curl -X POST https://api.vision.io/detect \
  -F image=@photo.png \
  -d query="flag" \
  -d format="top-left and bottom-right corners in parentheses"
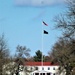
top-left (44, 30), bottom-right (48, 34)
top-left (43, 21), bottom-right (48, 26)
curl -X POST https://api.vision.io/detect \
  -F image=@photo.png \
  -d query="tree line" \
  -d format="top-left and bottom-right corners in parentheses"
top-left (0, 34), bottom-right (51, 75)
top-left (48, 0), bottom-right (75, 75)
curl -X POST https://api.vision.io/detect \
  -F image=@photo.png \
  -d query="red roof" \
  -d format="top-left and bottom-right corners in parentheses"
top-left (24, 62), bottom-right (58, 66)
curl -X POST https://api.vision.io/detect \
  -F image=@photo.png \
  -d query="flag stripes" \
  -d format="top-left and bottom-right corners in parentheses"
top-left (43, 21), bottom-right (48, 26)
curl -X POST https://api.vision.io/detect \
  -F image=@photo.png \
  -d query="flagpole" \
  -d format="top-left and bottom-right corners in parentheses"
top-left (41, 21), bottom-right (48, 66)
top-left (42, 21), bottom-right (43, 66)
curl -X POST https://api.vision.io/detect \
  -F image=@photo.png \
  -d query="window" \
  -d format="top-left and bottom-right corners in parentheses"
top-left (40, 73), bottom-right (45, 75)
top-left (47, 73), bottom-right (51, 75)
top-left (42, 67), bottom-right (44, 70)
top-left (35, 73), bottom-right (39, 75)
top-left (35, 67), bottom-right (38, 70)
top-left (53, 73), bottom-right (55, 75)
top-left (48, 67), bottom-right (50, 70)
top-left (53, 67), bottom-right (55, 70)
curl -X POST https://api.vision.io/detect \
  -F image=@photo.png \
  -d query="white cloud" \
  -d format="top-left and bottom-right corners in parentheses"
top-left (14, 0), bottom-right (66, 7)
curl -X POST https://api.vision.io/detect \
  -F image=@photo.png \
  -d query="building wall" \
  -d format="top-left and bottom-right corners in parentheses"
top-left (3, 62), bottom-right (66, 75)
top-left (19, 66), bottom-right (59, 75)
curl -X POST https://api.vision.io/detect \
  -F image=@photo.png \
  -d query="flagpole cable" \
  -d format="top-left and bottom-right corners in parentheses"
top-left (42, 21), bottom-right (43, 66)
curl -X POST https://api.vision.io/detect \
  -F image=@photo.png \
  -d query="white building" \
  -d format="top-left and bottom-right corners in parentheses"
top-left (19, 62), bottom-right (60, 75)
top-left (3, 62), bottom-right (66, 75)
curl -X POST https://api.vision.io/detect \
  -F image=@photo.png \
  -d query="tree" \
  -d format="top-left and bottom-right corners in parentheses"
top-left (52, 0), bottom-right (75, 74)
top-left (54, 0), bottom-right (75, 39)
top-left (0, 34), bottom-right (9, 75)
top-left (33, 50), bottom-right (45, 62)
top-left (15, 45), bottom-right (31, 75)
top-left (49, 38), bottom-right (75, 75)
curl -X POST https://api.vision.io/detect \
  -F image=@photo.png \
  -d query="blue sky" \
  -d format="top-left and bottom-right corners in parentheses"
top-left (0, 0), bottom-right (67, 56)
